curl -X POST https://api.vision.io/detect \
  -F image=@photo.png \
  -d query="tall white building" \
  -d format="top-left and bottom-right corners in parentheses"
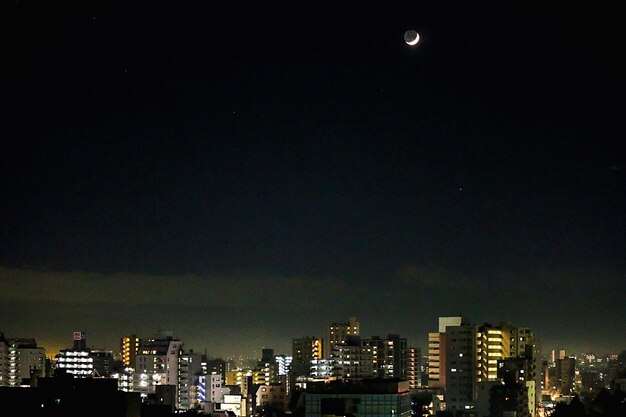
top-left (135, 332), bottom-right (183, 401)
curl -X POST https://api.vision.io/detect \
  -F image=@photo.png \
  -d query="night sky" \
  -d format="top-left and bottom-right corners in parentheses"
top-left (2, 5), bottom-right (625, 358)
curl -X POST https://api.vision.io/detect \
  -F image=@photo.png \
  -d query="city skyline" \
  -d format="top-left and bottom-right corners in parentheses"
top-left (1, 306), bottom-right (623, 361)
top-left (3, 6), bottom-right (624, 360)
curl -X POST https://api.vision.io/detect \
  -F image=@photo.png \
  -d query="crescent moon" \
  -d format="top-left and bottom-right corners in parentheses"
top-left (406, 33), bottom-right (420, 46)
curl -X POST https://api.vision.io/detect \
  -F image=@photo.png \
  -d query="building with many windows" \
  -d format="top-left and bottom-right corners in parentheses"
top-left (54, 332), bottom-right (114, 379)
top-left (0, 334), bottom-right (46, 387)
top-left (178, 351), bottom-right (205, 410)
top-left (292, 337), bottom-right (323, 377)
top-left (325, 317), bottom-right (359, 359)
top-left (407, 347), bottom-right (421, 389)
top-left (427, 317), bottom-right (541, 417)
top-left (428, 316), bottom-right (463, 390)
top-left (121, 335), bottom-right (140, 368)
top-left (135, 332), bottom-right (181, 392)
top-left (444, 322), bottom-right (477, 413)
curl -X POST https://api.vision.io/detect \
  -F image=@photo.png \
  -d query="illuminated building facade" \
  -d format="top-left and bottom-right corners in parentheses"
top-left (292, 336), bottom-right (323, 376)
top-left (1, 337), bottom-right (46, 387)
top-left (178, 351), bottom-right (204, 410)
top-left (204, 358), bottom-right (226, 380)
top-left (406, 347), bottom-right (421, 389)
top-left (428, 317), bottom-right (540, 417)
top-left (428, 332), bottom-right (442, 388)
top-left (134, 332), bottom-right (183, 401)
top-left (121, 335), bottom-right (140, 368)
top-left (477, 323), bottom-right (511, 382)
top-left (209, 373), bottom-right (230, 402)
top-left (256, 382), bottom-right (287, 410)
top-left (310, 358), bottom-right (334, 379)
top-left (331, 339), bottom-right (373, 380)
top-left (275, 354), bottom-right (292, 376)
top-left (225, 369), bottom-right (252, 386)
top-left (55, 350), bottom-right (94, 377)
top-left (55, 348), bottom-right (114, 378)
top-left (428, 316), bottom-right (463, 389)
top-left (321, 334), bottom-right (411, 382)
top-left (325, 317), bottom-right (359, 359)
top-left (55, 331), bottom-right (93, 378)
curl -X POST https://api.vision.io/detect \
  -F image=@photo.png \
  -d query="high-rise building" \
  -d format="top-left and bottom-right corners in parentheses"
top-left (256, 382), bottom-right (287, 411)
top-left (135, 331), bottom-right (183, 401)
top-left (326, 334), bottom-right (410, 382)
top-left (331, 337), bottom-right (373, 380)
top-left (292, 336), bottom-right (323, 377)
top-left (204, 358), bottom-right (226, 380)
top-left (203, 373), bottom-right (229, 403)
top-left (2, 337), bottom-right (46, 387)
top-left (225, 369), bottom-right (253, 386)
top-left (310, 358), bottom-right (334, 379)
top-left (407, 347), bottom-right (421, 389)
top-left (252, 349), bottom-right (283, 386)
top-left (275, 355), bottom-right (292, 376)
top-left (606, 352), bottom-right (626, 384)
top-left (476, 322), bottom-right (511, 382)
top-left (489, 383), bottom-right (529, 417)
top-left (444, 322), bottom-right (477, 413)
top-left (325, 317), bottom-right (359, 359)
top-left (556, 356), bottom-right (576, 395)
top-left (55, 332), bottom-right (113, 379)
top-left (367, 334), bottom-right (408, 379)
top-left (428, 316), bottom-right (463, 389)
top-left (509, 327), bottom-right (541, 417)
top-left (73, 331), bottom-right (87, 350)
top-left (178, 351), bottom-right (205, 410)
top-left (428, 332), bottom-right (442, 388)
top-left (428, 317), bottom-right (540, 417)
top-left (121, 335), bottom-right (140, 368)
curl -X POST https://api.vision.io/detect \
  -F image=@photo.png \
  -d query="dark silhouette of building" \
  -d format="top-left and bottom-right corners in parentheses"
top-left (489, 383), bottom-right (529, 417)
top-left (294, 378), bottom-right (411, 417)
top-left (0, 370), bottom-right (140, 416)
